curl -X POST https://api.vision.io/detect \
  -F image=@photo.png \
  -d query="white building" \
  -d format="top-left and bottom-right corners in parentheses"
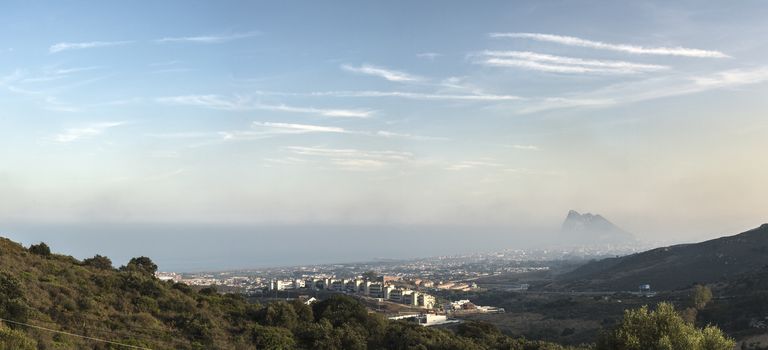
top-left (388, 314), bottom-right (458, 327)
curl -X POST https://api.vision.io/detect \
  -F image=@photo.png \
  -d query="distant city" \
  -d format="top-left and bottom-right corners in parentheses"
top-left (157, 243), bottom-right (643, 289)
top-left (153, 243), bottom-right (643, 326)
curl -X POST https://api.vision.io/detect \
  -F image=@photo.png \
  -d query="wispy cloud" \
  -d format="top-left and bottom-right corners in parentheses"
top-left (148, 121), bottom-right (445, 145)
top-left (341, 64), bottom-right (422, 82)
top-left (481, 58), bottom-right (638, 74)
top-left (289, 146), bottom-right (412, 160)
top-left (252, 122), bottom-right (348, 134)
top-left (254, 122), bottom-right (445, 141)
top-left (507, 144), bottom-right (539, 151)
top-left (54, 122), bottom-right (126, 143)
top-left (151, 68), bottom-right (194, 74)
top-left (504, 168), bottom-right (560, 176)
top-left (285, 146), bottom-right (414, 171)
top-left (20, 66), bottom-right (104, 83)
top-left (477, 51), bottom-right (668, 74)
top-left (54, 66), bottom-right (104, 75)
top-left (0, 70), bottom-right (23, 85)
top-left (49, 40), bottom-right (132, 53)
top-left (375, 131), bottom-right (449, 141)
top-left (263, 157), bottom-right (310, 165)
top-left (156, 94), bottom-right (373, 118)
top-left (156, 94), bottom-right (247, 110)
top-left (489, 33), bottom-right (729, 58)
top-left (692, 67), bottom-right (768, 88)
top-left (518, 66), bottom-right (768, 113)
top-left (259, 104), bottom-right (373, 118)
top-left (304, 90), bottom-right (523, 101)
top-left (416, 52), bottom-right (442, 60)
top-left (43, 96), bottom-right (81, 112)
top-left (446, 160), bottom-right (504, 171)
top-left (146, 132), bottom-right (218, 139)
top-left (155, 31), bottom-right (260, 44)
top-left (246, 122), bottom-right (446, 141)
top-left (149, 60), bottom-right (182, 67)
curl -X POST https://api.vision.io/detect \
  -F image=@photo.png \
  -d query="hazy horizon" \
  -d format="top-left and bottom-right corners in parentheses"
top-left (4, 219), bottom-right (763, 272)
top-left (2, 1), bottom-right (767, 269)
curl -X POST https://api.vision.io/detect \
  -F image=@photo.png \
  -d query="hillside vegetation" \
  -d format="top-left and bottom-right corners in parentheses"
top-left (0, 237), bottom-right (589, 349)
top-left (0, 235), bottom-right (737, 349)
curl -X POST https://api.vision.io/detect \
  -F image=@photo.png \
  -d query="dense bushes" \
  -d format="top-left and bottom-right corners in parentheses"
top-left (82, 255), bottom-right (113, 270)
top-left (0, 272), bottom-right (28, 324)
top-left (0, 325), bottom-right (36, 350)
top-left (597, 302), bottom-right (734, 350)
top-left (28, 242), bottom-right (51, 257)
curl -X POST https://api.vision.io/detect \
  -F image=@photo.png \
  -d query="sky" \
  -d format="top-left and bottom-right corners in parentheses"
top-left (1, 1), bottom-right (768, 269)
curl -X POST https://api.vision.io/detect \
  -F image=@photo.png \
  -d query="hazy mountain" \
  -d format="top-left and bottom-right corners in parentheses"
top-left (555, 224), bottom-right (768, 291)
top-left (559, 210), bottom-right (635, 245)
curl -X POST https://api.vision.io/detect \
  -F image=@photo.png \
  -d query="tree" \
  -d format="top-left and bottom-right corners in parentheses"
top-left (313, 295), bottom-right (370, 327)
top-left (0, 273), bottom-right (27, 324)
top-left (83, 254), bottom-right (113, 270)
top-left (251, 325), bottom-right (296, 350)
top-left (259, 301), bottom-right (299, 330)
top-left (124, 256), bottom-right (158, 275)
top-left (289, 299), bottom-right (314, 323)
top-left (28, 242), bottom-right (50, 257)
top-left (295, 319), bottom-right (341, 350)
top-left (691, 285), bottom-right (713, 310)
top-left (597, 302), bottom-right (734, 350)
top-left (682, 284), bottom-right (714, 324)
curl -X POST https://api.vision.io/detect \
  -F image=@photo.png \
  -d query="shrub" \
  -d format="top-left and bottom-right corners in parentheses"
top-left (83, 255), bottom-right (113, 270)
top-left (597, 302), bottom-right (734, 350)
top-left (28, 242), bottom-right (51, 257)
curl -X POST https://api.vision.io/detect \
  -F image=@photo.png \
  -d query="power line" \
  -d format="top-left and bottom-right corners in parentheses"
top-left (0, 318), bottom-right (153, 350)
top-left (17, 304), bottom-right (187, 346)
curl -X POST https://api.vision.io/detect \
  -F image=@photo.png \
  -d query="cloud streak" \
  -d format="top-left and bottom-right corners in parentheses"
top-left (304, 90), bottom-right (523, 101)
top-left (446, 160), bottom-right (504, 171)
top-left (341, 64), bottom-right (422, 82)
top-left (148, 121), bottom-right (445, 144)
top-left (517, 66), bottom-right (768, 113)
top-left (481, 58), bottom-right (644, 74)
top-left (478, 51), bottom-right (668, 74)
top-left (285, 146), bottom-right (414, 171)
top-left (416, 52), bottom-right (442, 60)
top-left (49, 41), bottom-right (132, 53)
top-left (508, 144), bottom-right (539, 151)
top-left (489, 33), bottom-right (729, 58)
top-left (252, 122), bottom-right (348, 134)
top-left (156, 94), bottom-right (373, 118)
top-left (54, 122), bottom-right (125, 143)
top-left (155, 31), bottom-right (260, 44)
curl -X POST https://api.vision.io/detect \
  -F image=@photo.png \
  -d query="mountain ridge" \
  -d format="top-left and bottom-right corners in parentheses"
top-left (554, 223), bottom-right (768, 291)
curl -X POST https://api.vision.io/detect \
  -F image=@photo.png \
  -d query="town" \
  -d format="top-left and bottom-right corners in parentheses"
top-left (152, 246), bottom-right (639, 326)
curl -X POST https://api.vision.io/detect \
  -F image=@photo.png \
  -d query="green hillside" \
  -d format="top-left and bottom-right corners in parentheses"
top-left (0, 236), bottom-right (587, 349)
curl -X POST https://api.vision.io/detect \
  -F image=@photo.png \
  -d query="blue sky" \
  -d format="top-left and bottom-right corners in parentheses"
top-left (2, 0), bottom-right (768, 243)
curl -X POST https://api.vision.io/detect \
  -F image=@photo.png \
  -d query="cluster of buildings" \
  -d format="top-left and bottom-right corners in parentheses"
top-left (388, 313), bottom-right (459, 327)
top-left (448, 299), bottom-right (505, 314)
top-left (155, 272), bottom-right (183, 282)
top-left (156, 271), bottom-right (259, 289)
top-left (270, 276), bottom-right (436, 309)
top-left (434, 281), bottom-right (478, 291)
